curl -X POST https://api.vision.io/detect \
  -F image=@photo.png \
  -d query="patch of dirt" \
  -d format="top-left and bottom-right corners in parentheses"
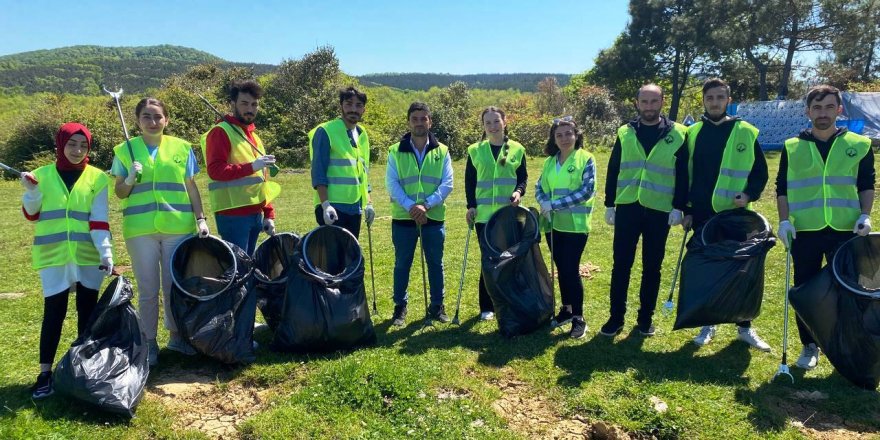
top-left (579, 262), bottom-right (601, 280)
top-left (147, 369), bottom-right (271, 439)
top-left (489, 369), bottom-right (633, 440)
top-left (767, 392), bottom-right (878, 440)
top-left (0, 292), bottom-right (26, 300)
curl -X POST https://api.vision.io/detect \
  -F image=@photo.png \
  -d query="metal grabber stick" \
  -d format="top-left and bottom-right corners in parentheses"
top-left (101, 85), bottom-right (140, 183)
top-left (773, 238), bottom-right (795, 383)
top-left (366, 222), bottom-right (378, 316)
top-left (662, 226), bottom-right (690, 316)
top-left (452, 223), bottom-right (474, 325)
top-left (0, 162), bottom-right (38, 184)
top-left (549, 213), bottom-right (558, 327)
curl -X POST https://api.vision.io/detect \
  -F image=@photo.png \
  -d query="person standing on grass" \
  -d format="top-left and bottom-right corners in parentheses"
top-left (683, 77), bottom-right (772, 351)
top-left (465, 106), bottom-right (528, 321)
top-left (600, 84), bottom-right (689, 338)
top-left (202, 79), bottom-right (281, 255)
top-left (22, 122), bottom-right (113, 399)
top-left (309, 86), bottom-right (375, 239)
top-left (113, 97), bottom-right (210, 366)
top-left (776, 84), bottom-right (875, 370)
top-left (535, 116), bottom-right (595, 339)
top-left (386, 102), bottom-right (454, 326)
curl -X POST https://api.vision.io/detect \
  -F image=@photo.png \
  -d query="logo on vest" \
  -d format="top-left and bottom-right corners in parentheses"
top-left (736, 143), bottom-right (747, 153)
top-left (846, 147), bottom-right (858, 158)
top-left (173, 154), bottom-right (183, 164)
top-left (665, 135), bottom-right (674, 144)
top-left (567, 164), bottom-right (576, 173)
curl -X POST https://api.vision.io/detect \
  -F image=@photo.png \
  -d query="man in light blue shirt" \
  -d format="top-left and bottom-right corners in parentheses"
top-left (386, 102), bottom-right (454, 326)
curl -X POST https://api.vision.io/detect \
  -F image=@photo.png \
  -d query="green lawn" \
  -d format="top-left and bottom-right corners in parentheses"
top-left (0, 150), bottom-right (878, 439)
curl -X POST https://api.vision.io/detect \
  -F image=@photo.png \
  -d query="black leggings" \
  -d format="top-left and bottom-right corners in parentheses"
top-left (545, 230), bottom-right (589, 316)
top-left (40, 283), bottom-right (98, 365)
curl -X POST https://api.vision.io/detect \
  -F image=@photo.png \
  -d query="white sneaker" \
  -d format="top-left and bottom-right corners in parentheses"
top-left (737, 327), bottom-right (772, 352)
top-left (693, 325), bottom-right (716, 346)
top-left (479, 311), bottom-right (495, 321)
top-left (795, 343), bottom-right (820, 370)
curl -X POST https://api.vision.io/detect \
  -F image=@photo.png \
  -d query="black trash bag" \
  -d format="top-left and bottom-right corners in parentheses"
top-left (272, 225), bottom-right (376, 352)
top-left (482, 205), bottom-right (553, 337)
top-left (790, 234), bottom-right (880, 389)
top-left (169, 235), bottom-right (256, 364)
top-left (54, 276), bottom-right (148, 417)
top-left (674, 209), bottom-right (776, 330)
top-left (253, 232), bottom-right (300, 331)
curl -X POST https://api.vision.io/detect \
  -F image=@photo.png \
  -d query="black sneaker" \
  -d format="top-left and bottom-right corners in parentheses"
top-left (570, 317), bottom-right (587, 339)
top-left (552, 308), bottom-right (574, 328)
top-left (428, 303), bottom-right (451, 323)
top-left (392, 304), bottom-right (407, 326)
top-left (599, 319), bottom-right (624, 337)
top-left (31, 371), bottom-right (54, 399)
top-left (637, 322), bottom-right (656, 337)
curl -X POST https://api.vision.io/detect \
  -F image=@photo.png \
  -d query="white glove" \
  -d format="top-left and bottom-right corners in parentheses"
top-left (855, 214), bottom-right (871, 236)
top-left (196, 218), bottom-right (209, 238)
top-left (364, 203), bottom-right (376, 226)
top-left (778, 220), bottom-right (796, 248)
top-left (605, 207), bottom-right (615, 226)
top-left (252, 155), bottom-right (276, 171)
top-left (124, 161), bottom-right (143, 185)
top-left (263, 218), bottom-right (276, 235)
top-left (20, 172), bottom-right (38, 191)
top-left (668, 209), bottom-right (683, 226)
top-left (322, 201), bottom-right (338, 225)
top-left (100, 257), bottom-right (113, 277)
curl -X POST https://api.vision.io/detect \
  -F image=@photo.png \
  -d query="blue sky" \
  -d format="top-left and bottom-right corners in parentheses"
top-left (0, 0), bottom-right (629, 75)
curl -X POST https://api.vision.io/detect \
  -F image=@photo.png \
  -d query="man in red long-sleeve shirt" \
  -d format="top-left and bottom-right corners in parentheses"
top-left (200, 79), bottom-right (281, 255)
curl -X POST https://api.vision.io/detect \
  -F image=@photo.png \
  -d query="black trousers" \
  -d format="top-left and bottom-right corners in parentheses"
top-left (40, 283), bottom-right (98, 365)
top-left (475, 223), bottom-right (494, 313)
top-left (608, 203), bottom-right (670, 326)
top-left (314, 206), bottom-right (362, 239)
top-left (546, 230), bottom-right (589, 316)
top-left (790, 227), bottom-right (853, 346)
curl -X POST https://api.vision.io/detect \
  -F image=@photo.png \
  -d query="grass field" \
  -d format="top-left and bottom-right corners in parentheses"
top-left (0, 150), bottom-right (878, 439)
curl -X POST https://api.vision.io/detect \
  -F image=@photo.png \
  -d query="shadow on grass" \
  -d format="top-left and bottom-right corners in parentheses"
top-left (0, 383), bottom-right (133, 426)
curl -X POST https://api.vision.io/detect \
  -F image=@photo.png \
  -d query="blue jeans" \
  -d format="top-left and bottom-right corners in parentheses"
top-left (215, 213), bottom-right (263, 255)
top-left (391, 222), bottom-right (445, 307)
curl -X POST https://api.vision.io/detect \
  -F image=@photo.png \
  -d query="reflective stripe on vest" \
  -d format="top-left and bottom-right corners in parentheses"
top-left (31, 164), bottom-right (108, 270)
top-left (687, 120), bottom-right (758, 212)
top-left (309, 118), bottom-right (371, 206)
top-left (615, 122), bottom-right (686, 212)
top-left (785, 132), bottom-right (870, 231)
top-left (199, 122), bottom-right (281, 212)
top-left (115, 136), bottom-right (197, 238)
top-left (389, 142), bottom-right (449, 221)
top-left (467, 140), bottom-right (526, 223)
top-left (539, 149), bottom-right (594, 233)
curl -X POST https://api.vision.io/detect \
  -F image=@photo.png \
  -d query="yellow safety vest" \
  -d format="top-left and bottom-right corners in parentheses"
top-left (199, 122), bottom-right (281, 212)
top-left (308, 118), bottom-right (370, 207)
top-left (615, 122), bottom-right (687, 212)
top-left (687, 120), bottom-right (759, 212)
top-left (468, 139), bottom-right (526, 223)
top-left (785, 132), bottom-right (871, 231)
top-left (388, 141), bottom-right (449, 221)
top-left (539, 149), bottom-right (595, 233)
top-left (115, 136), bottom-right (196, 238)
top-left (31, 164), bottom-right (108, 269)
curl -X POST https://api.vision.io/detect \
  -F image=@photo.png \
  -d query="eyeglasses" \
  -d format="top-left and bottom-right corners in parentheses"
top-left (553, 115), bottom-right (574, 124)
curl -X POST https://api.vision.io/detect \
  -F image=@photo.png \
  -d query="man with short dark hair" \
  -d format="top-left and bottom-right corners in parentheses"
top-left (309, 86), bottom-right (374, 238)
top-left (202, 79), bottom-right (280, 255)
top-left (776, 84), bottom-right (875, 369)
top-left (601, 84), bottom-right (690, 338)
top-left (385, 102), bottom-right (454, 326)
top-left (684, 77), bottom-right (771, 351)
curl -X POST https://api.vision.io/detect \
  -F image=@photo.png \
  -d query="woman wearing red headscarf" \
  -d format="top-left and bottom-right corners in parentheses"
top-left (20, 122), bottom-right (113, 400)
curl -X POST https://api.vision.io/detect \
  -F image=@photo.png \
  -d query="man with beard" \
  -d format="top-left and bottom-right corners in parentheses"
top-left (309, 86), bottom-right (374, 238)
top-left (385, 102), bottom-right (454, 326)
top-left (203, 79), bottom-right (281, 254)
top-left (601, 84), bottom-right (689, 338)
top-left (776, 84), bottom-right (875, 370)
top-left (684, 77), bottom-right (771, 351)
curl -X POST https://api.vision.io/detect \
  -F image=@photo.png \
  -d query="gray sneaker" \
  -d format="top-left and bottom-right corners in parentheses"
top-left (167, 332), bottom-right (197, 356)
top-left (148, 339), bottom-right (159, 367)
top-left (737, 327), bottom-right (771, 352)
top-left (795, 343), bottom-right (820, 370)
top-left (693, 326), bottom-right (716, 346)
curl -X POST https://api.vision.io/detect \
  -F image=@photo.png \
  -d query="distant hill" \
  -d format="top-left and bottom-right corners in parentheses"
top-left (357, 73), bottom-right (571, 92)
top-left (0, 45), bottom-right (275, 94)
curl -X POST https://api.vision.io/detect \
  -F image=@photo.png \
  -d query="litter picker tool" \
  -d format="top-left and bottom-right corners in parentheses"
top-left (549, 213), bottom-right (558, 327)
top-left (662, 227), bottom-right (690, 316)
top-left (0, 162), bottom-right (38, 184)
top-left (773, 240), bottom-right (795, 383)
top-left (102, 85), bottom-right (140, 183)
top-left (366, 223), bottom-right (378, 316)
top-left (196, 93), bottom-right (278, 177)
top-left (452, 223), bottom-right (474, 325)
